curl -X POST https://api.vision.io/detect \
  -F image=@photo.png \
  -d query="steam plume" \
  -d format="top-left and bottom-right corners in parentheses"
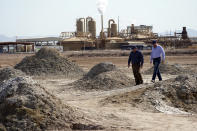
top-left (97, 0), bottom-right (108, 15)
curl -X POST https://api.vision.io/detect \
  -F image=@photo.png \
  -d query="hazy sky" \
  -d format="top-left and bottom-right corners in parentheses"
top-left (0, 0), bottom-right (197, 37)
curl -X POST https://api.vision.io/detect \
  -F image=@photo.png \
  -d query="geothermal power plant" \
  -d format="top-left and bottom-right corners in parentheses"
top-left (0, 1), bottom-right (197, 130)
top-left (58, 15), bottom-right (192, 51)
top-left (0, 13), bottom-right (196, 53)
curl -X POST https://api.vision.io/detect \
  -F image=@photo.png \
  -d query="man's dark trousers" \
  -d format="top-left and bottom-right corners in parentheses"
top-left (132, 64), bottom-right (143, 85)
top-left (152, 57), bottom-right (162, 81)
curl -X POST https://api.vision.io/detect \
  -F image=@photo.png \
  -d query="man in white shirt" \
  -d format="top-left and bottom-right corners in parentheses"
top-left (150, 40), bottom-right (165, 83)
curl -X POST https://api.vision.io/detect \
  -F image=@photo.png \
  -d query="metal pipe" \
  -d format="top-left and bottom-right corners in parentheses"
top-left (108, 19), bottom-right (115, 37)
top-left (108, 19), bottom-right (115, 29)
top-left (101, 15), bottom-right (104, 33)
top-left (100, 15), bottom-right (104, 39)
top-left (127, 26), bottom-right (130, 36)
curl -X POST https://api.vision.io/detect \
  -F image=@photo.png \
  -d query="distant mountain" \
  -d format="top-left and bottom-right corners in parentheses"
top-left (0, 35), bottom-right (16, 42)
top-left (187, 29), bottom-right (197, 37)
top-left (16, 35), bottom-right (59, 39)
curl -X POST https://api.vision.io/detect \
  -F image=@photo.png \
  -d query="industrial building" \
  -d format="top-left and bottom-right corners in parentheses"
top-left (60, 37), bottom-right (95, 51)
top-left (16, 37), bottom-right (62, 46)
top-left (119, 24), bottom-right (156, 39)
top-left (0, 42), bottom-right (34, 53)
top-left (16, 37), bottom-right (63, 52)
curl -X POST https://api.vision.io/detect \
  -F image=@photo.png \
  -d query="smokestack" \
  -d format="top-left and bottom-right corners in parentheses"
top-left (101, 15), bottom-right (104, 33)
top-left (100, 14), bottom-right (104, 39)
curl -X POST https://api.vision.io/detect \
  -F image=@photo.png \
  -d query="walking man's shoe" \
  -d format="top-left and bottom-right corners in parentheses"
top-left (151, 80), bottom-right (155, 83)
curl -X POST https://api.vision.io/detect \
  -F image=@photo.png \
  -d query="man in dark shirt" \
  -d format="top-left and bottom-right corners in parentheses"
top-left (128, 46), bottom-right (144, 85)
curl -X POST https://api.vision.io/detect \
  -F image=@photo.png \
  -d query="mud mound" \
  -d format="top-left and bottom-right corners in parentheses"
top-left (0, 68), bottom-right (25, 83)
top-left (15, 47), bottom-right (84, 78)
top-left (35, 47), bottom-right (60, 59)
top-left (144, 64), bottom-right (185, 75)
top-left (0, 68), bottom-right (103, 131)
top-left (71, 63), bottom-right (135, 90)
top-left (102, 74), bottom-right (197, 114)
top-left (87, 62), bottom-right (117, 78)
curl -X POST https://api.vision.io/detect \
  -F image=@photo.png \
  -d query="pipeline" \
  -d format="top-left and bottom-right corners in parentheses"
top-left (108, 19), bottom-right (115, 37)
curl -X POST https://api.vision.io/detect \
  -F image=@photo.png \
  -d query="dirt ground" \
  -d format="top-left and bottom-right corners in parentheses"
top-left (1, 51), bottom-right (197, 130)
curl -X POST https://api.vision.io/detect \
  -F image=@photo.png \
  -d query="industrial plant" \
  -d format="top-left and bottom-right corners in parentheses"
top-left (0, 15), bottom-right (194, 53)
top-left (58, 15), bottom-right (192, 51)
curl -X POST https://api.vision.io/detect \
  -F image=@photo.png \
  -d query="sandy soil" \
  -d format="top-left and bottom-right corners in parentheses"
top-left (1, 51), bottom-right (197, 130)
top-left (36, 75), bottom-right (197, 131)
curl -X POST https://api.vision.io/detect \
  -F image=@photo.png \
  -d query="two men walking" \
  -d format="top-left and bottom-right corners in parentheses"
top-left (128, 40), bottom-right (165, 85)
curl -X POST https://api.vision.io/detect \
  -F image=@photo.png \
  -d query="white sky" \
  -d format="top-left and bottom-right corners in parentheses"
top-left (0, 0), bottom-right (197, 37)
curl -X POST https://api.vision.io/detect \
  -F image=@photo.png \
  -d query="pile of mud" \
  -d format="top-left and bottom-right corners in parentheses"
top-left (71, 62), bottom-right (135, 90)
top-left (101, 74), bottom-right (197, 114)
top-left (0, 68), bottom-right (103, 131)
top-left (144, 63), bottom-right (186, 75)
top-left (15, 48), bottom-right (84, 78)
top-left (0, 68), bottom-right (25, 83)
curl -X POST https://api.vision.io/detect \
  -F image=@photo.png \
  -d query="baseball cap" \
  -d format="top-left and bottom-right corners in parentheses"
top-left (152, 40), bottom-right (157, 45)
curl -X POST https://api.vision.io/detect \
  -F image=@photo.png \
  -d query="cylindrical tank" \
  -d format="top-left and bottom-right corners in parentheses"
top-left (88, 20), bottom-right (96, 38)
top-left (182, 27), bottom-right (188, 39)
top-left (111, 23), bottom-right (118, 37)
top-left (76, 20), bottom-right (84, 33)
